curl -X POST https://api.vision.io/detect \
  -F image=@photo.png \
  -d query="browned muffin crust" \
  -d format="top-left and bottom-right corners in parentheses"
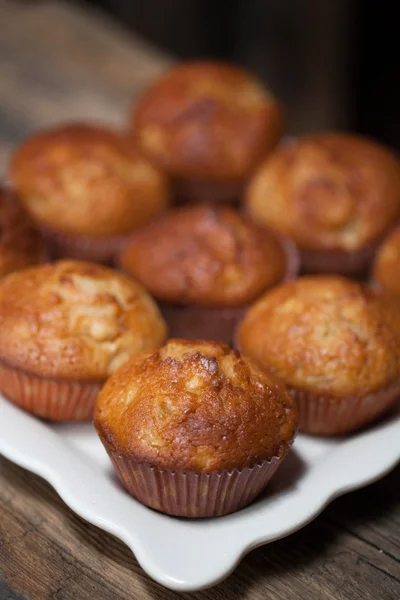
top-left (237, 276), bottom-right (400, 397)
top-left (0, 186), bottom-right (45, 277)
top-left (0, 260), bottom-right (167, 380)
top-left (10, 123), bottom-right (170, 237)
top-left (95, 339), bottom-right (297, 472)
top-left (132, 61), bottom-right (284, 181)
top-left (120, 204), bottom-right (288, 308)
top-left (246, 133), bottom-right (400, 252)
top-left (372, 227), bottom-right (400, 296)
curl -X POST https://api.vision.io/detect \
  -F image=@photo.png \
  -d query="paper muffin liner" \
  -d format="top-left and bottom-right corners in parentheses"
top-left (279, 233), bottom-right (300, 282)
top-left (300, 238), bottom-right (381, 276)
top-left (40, 225), bottom-right (130, 265)
top-left (108, 452), bottom-right (281, 517)
top-left (174, 178), bottom-right (245, 204)
top-left (161, 231), bottom-right (299, 344)
top-left (160, 304), bottom-right (245, 344)
top-left (0, 361), bottom-right (102, 421)
top-left (294, 379), bottom-right (400, 435)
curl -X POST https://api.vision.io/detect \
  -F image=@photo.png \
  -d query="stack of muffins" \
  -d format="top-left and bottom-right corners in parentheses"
top-left (0, 59), bottom-right (399, 518)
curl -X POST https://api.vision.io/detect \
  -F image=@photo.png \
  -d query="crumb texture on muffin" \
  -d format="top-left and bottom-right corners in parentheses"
top-left (372, 228), bottom-right (400, 296)
top-left (246, 133), bottom-right (400, 251)
top-left (0, 260), bottom-right (167, 380)
top-left (133, 61), bottom-right (283, 180)
top-left (120, 204), bottom-right (287, 307)
top-left (10, 123), bottom-right (170, 236)
top-left (238, 276), bottom-right (400, 397)
top-left (95, 339), bottom-right (297, 472)
top-left (0, 186), bottom-right (45, 277)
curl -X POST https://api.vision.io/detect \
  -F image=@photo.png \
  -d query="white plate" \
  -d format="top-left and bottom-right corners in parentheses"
top-left (0, 395), bottom-right (399, 592)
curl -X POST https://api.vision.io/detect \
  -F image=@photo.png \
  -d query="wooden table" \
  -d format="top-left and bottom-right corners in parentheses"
top-left (0, 2), bottom-right (399, 599)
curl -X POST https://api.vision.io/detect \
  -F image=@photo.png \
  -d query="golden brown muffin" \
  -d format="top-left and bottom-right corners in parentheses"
top-left (246, 133), bottom-right (400, 274)
top-left (237, 276), bottom-right (400, 435)
top-left (10, 123), bottom-right (170, 262)
top-left (0, 186), bottom-right (45, 278)
top-left (132, 61), bottom-right (283, 202)
top-left (0, 260), bottom-right (167, 420)
top-left (95, 339), bottom-right (297, 516)
top-left (121, 204), bottom-right (293, 307)
top-left (120, 204), bottom-right (299, 341)
top-left (371, 227), bottom-right (400, 296)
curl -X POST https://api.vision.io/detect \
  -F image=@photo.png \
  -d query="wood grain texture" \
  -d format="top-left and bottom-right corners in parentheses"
top-left (0, 0), bottom-right (171, 178)
top-left (0, 456), bottom-right (399, 600)
top-left (234, 0), bottom-right (353, 133)
top-left (0, 1), bottom-right (399, 599)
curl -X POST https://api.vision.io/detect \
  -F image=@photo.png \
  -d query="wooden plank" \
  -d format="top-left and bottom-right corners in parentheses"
top-left (0, 2), bottom-right (399, 599)
top-left (1, 457), bottom-right (399, 600)
top-left (234, 0), bottom-right (353, 133)
top-left (0, 0), bottom-right (171, 177)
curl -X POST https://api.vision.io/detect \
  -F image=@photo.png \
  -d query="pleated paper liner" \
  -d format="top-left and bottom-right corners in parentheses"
top-left (161, 232), bottom-right (300, 343)
top-left (174, 178), bottom-right (245, 205)
top-left (108, 452), bottom-right (282, 518)
top-left (40, 224), bottom-right (130, 265)
top-left (300, 237), bottom-right (382, 276)
top-left (294, 378), bottom-right (400, 436)
top-left (0, 360), bottom-right (102, 421)
top-left (160, 304), bottom-right (245, 344)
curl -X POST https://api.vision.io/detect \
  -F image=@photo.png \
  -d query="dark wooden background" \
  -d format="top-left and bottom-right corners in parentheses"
top-left (87, 0), bottom-right (400, 149)
top-left (84, 0), bottom-right (354, 136)
top-left (0, 2), bottom-right (399, 599)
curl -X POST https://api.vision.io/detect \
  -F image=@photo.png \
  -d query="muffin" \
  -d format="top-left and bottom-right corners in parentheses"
top-left (94, 339), bottom-right (298, 517)
top-left (371, 227), bottom-right (400, 296)
top-left (119, 204), bottom-right (299, 342)
top-left (237, 276), bottom-right (400, 435)
top-left (0, 260), bottom-right (167, 421)
top-left (245, 133), bottom-right (400, 274)
top-left (0, 186), bottom-right (46, 277)
top-left (10, 123), bottom-right (170, 263)
top-left (132, 61), bottom-right (284, 203)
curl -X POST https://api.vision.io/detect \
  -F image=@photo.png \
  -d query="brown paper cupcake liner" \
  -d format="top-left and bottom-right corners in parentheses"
top-left (108, 452), bottom-right (281, 517)
top-left (300, 238), bottom-right (381, 276)
top-left (0, 361), bottom-right (102, 421)
top-left (160, 304), bottom-right (245, 343)
top-left (174, 178), bottom-right (245, 204)
top-left (40, 225), bottom-right (130, 265)
top-left (279, 233), bottom-right (301, 282)
top-left (162, 231), bottom-right (299, 343)
top-left (294, 379), bottom-right (400, 435)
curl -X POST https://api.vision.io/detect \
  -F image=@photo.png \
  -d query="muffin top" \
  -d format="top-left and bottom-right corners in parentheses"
top-left (10, 123), bottom-right (170, 237)
top-left (94, 339), bottom-right (297, 472)
top-left (0, 260), bottom-right (167, 380)
top-left (237, 276), bottom-right (400, 397)
top-left (372, 228), bottom-right (400, 296)
top-left (120, 204), bottom-right (291, 308)
top-left (246, 133), bottom-right (400, 251)
top-left (132, 61), bottom-right (283, 181)
top-left (0, 187), bottom-right (45, 278)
